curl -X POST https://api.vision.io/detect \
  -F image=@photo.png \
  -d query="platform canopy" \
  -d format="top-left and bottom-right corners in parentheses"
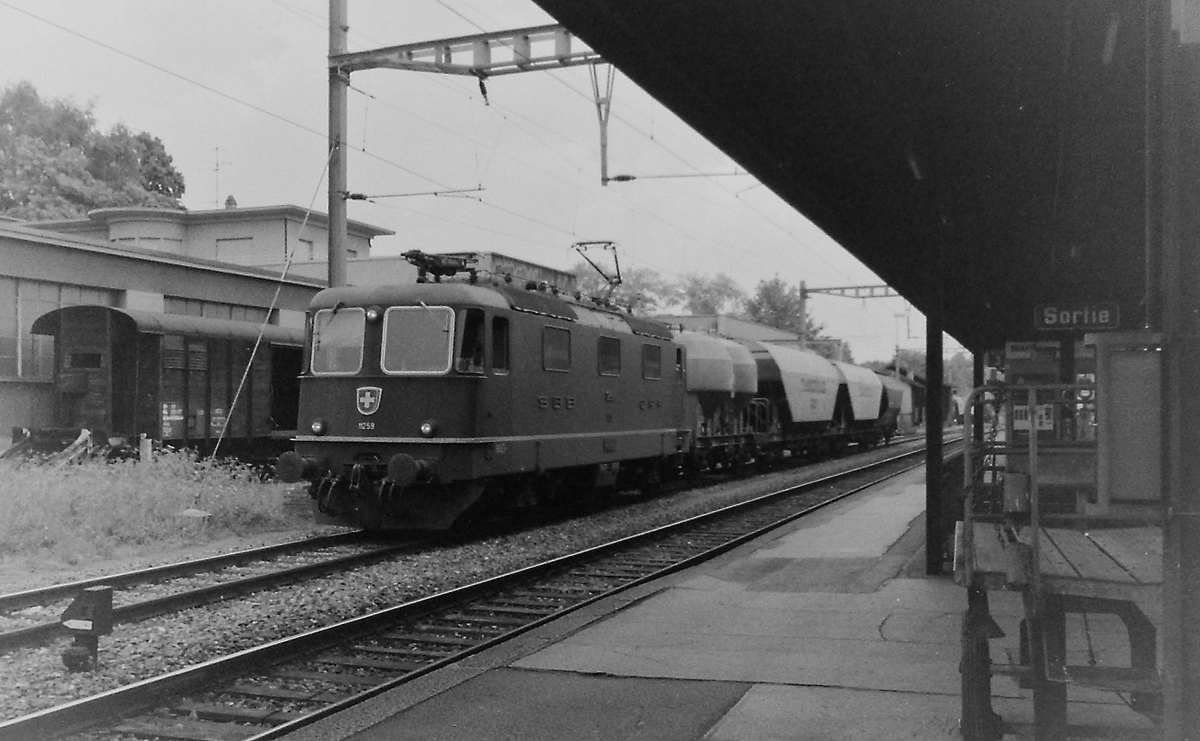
top-left (531, 0), bottom-right (1156, 353)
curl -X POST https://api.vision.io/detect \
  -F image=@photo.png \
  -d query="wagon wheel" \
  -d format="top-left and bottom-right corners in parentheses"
top-left (960, 588), bottom-right (1003, 741)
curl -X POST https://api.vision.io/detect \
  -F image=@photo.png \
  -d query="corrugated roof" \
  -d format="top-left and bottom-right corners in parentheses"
top-left (31, 306), bottom-right (304, 346)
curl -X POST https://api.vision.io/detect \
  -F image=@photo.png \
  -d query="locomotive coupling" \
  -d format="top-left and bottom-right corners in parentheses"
top-left (276, 451), bottom-right (327, 483)
top-left (386, 453), bottom-right (432, 486)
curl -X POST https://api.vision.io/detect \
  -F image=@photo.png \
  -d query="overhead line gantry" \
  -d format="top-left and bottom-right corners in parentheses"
top-left (326, 1), bottom-right (601, 287)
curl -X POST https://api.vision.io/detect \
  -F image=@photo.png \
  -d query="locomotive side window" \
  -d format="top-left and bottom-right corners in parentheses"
top-left (311, 307), bottom-right (365, 375)
top-left (455, 308), bottom-right (486, 374)
top-left (597, 336), bottom-right (621, 376)
top-left (382, 305), bottom-right (454, 374)
top-left (492, 317), bottom-right (510, 374)
top-left (542, 326), bottom-right (571, 372)
top-left (642, 343), bottom-right (662, 380)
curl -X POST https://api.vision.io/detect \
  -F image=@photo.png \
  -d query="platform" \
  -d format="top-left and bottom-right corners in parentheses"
top-left (284, 467), bottom-right (1158, 741)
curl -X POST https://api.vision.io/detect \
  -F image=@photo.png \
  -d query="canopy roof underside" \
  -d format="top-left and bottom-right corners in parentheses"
top-left (533, 0), bottom-right (1155, 351)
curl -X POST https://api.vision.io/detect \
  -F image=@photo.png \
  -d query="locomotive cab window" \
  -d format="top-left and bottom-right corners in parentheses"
top-left (311, 307), bottom-right (366, 375)
top-left (598, 336), bottom-right (621, 376)
top-left (455, 308), bottom-right (486, 374)
top-left (382, 305), bottom-right (454, 374)
top-left (642, 343), bottom-right (662, 380)
top-left (492, 316), bottom-right (510, 374)
top-left (543, 326), bottom-right (571, 372)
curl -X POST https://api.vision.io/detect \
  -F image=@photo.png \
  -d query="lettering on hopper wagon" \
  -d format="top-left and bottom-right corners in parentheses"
top-left (1034, 304), bottom-right (1119, 331)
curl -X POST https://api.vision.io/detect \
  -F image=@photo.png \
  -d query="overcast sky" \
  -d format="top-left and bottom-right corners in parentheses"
top-left (0, 0), bottom-right (954, 363)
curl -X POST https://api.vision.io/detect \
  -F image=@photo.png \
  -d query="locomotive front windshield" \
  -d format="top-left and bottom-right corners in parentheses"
top-left (310, 307), bottom-right (365, 374)
top-left (382, 305), bottom-right (454, 374)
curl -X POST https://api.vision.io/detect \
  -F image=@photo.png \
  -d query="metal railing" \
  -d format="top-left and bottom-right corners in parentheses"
top-left (961, 383), bottom-right (1097, 590)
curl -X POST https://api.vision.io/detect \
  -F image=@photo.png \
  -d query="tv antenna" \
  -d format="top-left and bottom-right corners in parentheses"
top-left (213, 148), bottom-right (232, 208)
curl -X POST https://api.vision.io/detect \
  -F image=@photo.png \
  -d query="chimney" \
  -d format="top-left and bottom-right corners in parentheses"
top-left (224, 195), bottom-right (237, 209)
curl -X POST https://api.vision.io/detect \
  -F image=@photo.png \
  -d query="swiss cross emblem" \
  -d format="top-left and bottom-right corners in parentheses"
top-left (356, 386), bottom-right (382, 416)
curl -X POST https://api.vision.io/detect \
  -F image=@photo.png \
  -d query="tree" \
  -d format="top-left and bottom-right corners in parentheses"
top-left (0, 81), bottom-right (185, 220)
top-left (742, 277), bottom-right (824, 338)
top-left (678, 272), bottom-right (745, 315)
top-left (741, 277), bottom-right (855, 360)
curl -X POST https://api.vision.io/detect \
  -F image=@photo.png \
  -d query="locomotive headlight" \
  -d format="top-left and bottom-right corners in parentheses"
top-left (309, 419), bottom-right (328, 435)
top-left (365, 305), bottom-right (382, 323)
top-left (419, 419), bottom-right (438, 438)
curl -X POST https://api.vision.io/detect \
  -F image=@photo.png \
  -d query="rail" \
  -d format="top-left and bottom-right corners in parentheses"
top-left (0, 446), bottom-right (930, 741)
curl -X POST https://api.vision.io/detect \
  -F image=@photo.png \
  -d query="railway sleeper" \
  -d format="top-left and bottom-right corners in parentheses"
top-left (173, 701), bottom-right (304, 726)
top-left (114, 715), bottom-right (270, 741)
top-left (381, 631), bottom-right (481, 647)
top-left (354, 643), bottom-right (456, 660)
top-left (271, 669), bottom-right (385, 686)
top-left (318, 654), bottom-right (428, 672)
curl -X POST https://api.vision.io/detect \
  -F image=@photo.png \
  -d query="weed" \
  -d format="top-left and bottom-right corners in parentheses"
top-left (0, 449), bottom-right (307, 563)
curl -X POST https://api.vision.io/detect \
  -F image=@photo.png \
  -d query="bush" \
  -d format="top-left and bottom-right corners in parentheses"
top-left (0, 449), bottom-right (308, 563)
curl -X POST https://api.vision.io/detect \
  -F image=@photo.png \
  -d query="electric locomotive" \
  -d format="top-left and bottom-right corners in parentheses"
top-left (277, 252), bottom-right (689, 530)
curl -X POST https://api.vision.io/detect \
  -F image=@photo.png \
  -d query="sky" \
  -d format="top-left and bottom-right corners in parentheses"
top-left (0, 0), bottom-right (957, 364)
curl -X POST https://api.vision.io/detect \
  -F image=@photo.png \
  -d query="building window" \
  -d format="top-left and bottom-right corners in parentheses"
top-left (164, 297), bottom-right (272, 324)
top-left (215, 237), bottom-right (253, 262)
top-left (301, 239), bottom-right (315, 261)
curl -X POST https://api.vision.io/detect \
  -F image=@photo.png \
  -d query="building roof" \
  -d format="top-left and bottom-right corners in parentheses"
top-left (26, 204), bottom-right (394, 239)
top-left (0, 222), bottom-right (325, 288)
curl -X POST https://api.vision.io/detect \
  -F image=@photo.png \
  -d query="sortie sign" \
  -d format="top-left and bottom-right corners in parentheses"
top-left (1034, 303), bottom-right (1120, 331)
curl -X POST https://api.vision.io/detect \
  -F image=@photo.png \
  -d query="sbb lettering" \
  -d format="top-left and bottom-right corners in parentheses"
top-left (537, 396), bottom-right (575, 410)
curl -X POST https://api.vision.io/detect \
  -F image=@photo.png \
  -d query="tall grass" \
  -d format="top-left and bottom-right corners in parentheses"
top-left (0, 449), bottom-right (309, 563)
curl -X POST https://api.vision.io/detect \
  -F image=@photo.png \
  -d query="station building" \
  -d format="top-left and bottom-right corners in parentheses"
top-left (0, 202), bottom-right (391, 442)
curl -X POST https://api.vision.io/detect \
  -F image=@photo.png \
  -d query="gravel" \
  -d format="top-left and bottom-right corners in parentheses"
top-left (0, 443), bottom-right (922, 722)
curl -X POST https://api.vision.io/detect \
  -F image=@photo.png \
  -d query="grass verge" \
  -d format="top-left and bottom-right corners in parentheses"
top-left (0, 449), bottom-right (309, 564)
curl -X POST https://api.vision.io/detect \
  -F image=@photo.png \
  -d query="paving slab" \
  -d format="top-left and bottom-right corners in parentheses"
top-left (346, 668), bottom-right (749, 741)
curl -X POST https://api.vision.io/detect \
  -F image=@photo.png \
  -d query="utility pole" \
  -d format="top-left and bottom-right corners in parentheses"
top-left (328, 0), bottom-right (349, 288)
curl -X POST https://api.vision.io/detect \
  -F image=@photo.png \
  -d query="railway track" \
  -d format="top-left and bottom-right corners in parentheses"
top-left (0, 531), bottom-right (418, 653)
top-left (0, 443), bottom-right (946, 741)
